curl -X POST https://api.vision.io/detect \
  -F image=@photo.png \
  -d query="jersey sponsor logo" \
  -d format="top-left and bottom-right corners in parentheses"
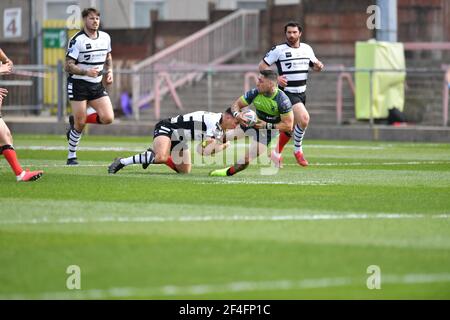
top-left (86, 43), bottom-right (92, 50)
top-left (285, 52), bottom-right (292, 58)
top-left (69, 39), bottom-right (76, 48)
top-left (285, 62), bottom-right (292, 69)
top-left (68, 47), bottom-right (74, 54)
top-left (84, 54), bottom-right (91, 60)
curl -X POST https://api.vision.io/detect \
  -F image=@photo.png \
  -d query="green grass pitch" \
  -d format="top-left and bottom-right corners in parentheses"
top-left (0, 134), bottom-right (449, 299)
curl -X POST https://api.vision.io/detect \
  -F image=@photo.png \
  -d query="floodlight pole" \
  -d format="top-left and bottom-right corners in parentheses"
top-left (376, 0), bottom-right (397, 42)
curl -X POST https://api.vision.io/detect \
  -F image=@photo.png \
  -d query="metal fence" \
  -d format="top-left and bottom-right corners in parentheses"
top-left (0, 63), bottom-right (66, 119)
top-left (1, 64), bottom-right (449, 128)
top-left (131, 9), bottom-right (260, 120)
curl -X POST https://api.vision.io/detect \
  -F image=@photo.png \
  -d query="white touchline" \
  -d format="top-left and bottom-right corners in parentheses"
top-left (14, 144), bottom-right (390, 152)
top-left (1, 161), bottom-right (449, 169)
top-left (2, 273), bottom-right (450, 300)
top-left (0, 213), bottom-right (448, 225)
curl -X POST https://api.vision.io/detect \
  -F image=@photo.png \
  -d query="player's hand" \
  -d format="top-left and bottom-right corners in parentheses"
top-left (0, 88), bottom-right (6, 109)
top-left (0, 87), bottom-right (8, 98)
top-left (85, 68), bottom-right (100, 78)
top-left (105, 70), bottom-right (113, 84)
top-left (278, 75), bottom-right (288, 87)
top-left (313, 60), bottom-right (324, 72)
top-left (0, 61), bottom-right (13, 74)
top-left (222, 141), bottom-right (231, 150)
top-left (235, 112), bottom-right (249, 128)
top-left (253, 119), bottom-right (266, 130)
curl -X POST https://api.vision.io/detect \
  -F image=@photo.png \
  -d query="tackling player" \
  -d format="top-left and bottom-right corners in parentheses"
top-left (209, 69), bottom-right (294, 176)
top-left (108, 108), bottom-right (239, 174)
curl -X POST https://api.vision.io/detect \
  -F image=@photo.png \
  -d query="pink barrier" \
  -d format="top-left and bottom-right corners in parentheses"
top-left (153, 72), bottom-right (184, 120)
top-left (443, 65), bottom-right (450, 127)
top-left (336, 72), bottom-right (355, 125)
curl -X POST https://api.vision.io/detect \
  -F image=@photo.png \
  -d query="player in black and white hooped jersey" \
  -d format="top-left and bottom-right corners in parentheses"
top-left (259, 21), bottom-right (324, 168)
top-left (108, 108), bottom-right (239, 174)
top-left (64, 7), bottom-right (114, 165)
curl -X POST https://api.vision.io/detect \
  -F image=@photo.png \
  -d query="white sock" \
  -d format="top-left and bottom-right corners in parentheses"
top-left (16, 171), bottom-right (26, 181)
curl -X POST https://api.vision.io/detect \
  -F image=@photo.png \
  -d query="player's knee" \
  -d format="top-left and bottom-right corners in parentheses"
top-left (155, 153), bottom-right (169, 163)
top-left (298, 113), bottom-right (309, 127)
top-left (5, 130), bottom-right (13, 141)
top-left (0, 144), bottom-right (14, 155)
top-left (178, 166), bottom-right (191, 174)
top-left (99, 114), bottom-right (114, 124)
top-left (74, 117), bottom-right (86, 128)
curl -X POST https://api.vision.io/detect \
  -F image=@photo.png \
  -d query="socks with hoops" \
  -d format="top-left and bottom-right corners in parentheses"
top-left (67, 129), bottom-right (82, 159)
top-left (120, 150), bottom-right (155, 166)
top-left (293, 124), bottom-right (306, 152)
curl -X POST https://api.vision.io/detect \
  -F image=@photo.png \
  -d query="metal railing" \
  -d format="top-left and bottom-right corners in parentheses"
top-left (0, 63), bottom-right (67, 122)
top-left (333, 66), bottom-right (450, 127)
top-left (2, 64), bottom-right (449, 128)
top-left (131, 9), bottom-right (259, 120)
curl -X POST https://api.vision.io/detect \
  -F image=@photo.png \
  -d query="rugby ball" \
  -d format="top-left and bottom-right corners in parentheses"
top-left (242, 109), bottom-right (257, 127)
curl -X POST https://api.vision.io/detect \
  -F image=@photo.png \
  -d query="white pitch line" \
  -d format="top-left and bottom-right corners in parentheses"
top-left (1, 160), bottom-right (449, 169)
top-left (2, 273), bottom-right (450, 300)
top-left (14, 146), bottom-right (146, 152)
top-left (0, 213), bottom-right (448, 225)
top-left (14, 144), bottom-right (391, 152)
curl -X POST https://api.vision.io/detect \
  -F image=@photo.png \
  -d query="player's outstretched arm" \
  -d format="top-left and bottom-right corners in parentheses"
top-left (197, 138), bottom-right (230, 156)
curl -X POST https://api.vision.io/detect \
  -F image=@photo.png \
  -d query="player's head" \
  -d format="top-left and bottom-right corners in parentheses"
top-left (82, 8), bottom-right (101, 32)
top-left (284, 21), bottom-right (302, 45)
top-left (257, 69), bottom-right (278, 93)
top-left (222, 108), bottom-right (239, 129)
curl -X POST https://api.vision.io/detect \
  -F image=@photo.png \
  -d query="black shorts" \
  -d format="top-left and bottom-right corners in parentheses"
top-left (67, 78), bottom-right (108, 101)
top-left (153, 119), bottom-right (189, 151)
top-left (284, 91), bottom-right (306, 106)
top-left (240, 125), bottom-right (278, 146)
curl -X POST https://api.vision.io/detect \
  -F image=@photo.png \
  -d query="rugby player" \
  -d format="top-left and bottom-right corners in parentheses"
top-left (65, 7), bottom-right (114, 165)
top-left (108, 108), bottom-right (239, 174)
top-left (0, 50), bottom-right (43, 181)
top-left (259, 21), bottom-right (324, 168)
top-left (210, 69), bottom-right (294, 176)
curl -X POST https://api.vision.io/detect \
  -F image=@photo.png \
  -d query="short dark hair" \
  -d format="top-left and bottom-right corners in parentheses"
top-left (82, 7), bottom-right (100, 18)
top-left (284, 21), bottom-right (303, 33)
top-left (260, 69), bottom-right (278, 82)
top-left (225, 107), bottom-right (233, 115)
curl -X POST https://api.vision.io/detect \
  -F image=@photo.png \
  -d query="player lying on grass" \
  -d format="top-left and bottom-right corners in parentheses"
top-left (0, 57), bottom-right (43, 181)
top-left (209, 69), bottom-right (294, 177)
top-left (108, 108), bottom-right (239, 174)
